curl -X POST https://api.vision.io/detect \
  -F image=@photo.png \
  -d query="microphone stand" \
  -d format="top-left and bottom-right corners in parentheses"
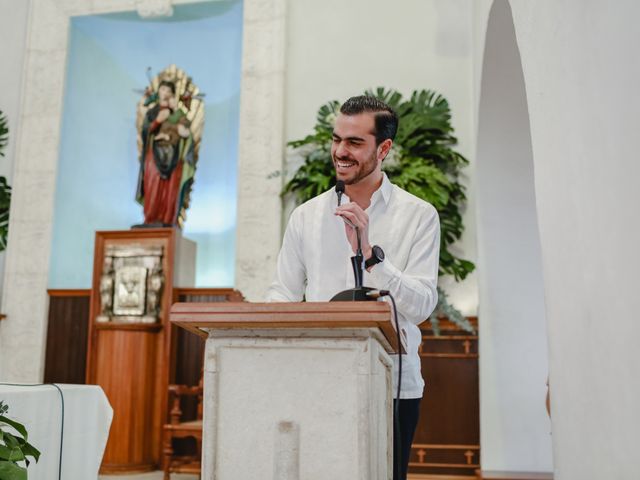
top-left (331, 187), bottom-right (376, 302)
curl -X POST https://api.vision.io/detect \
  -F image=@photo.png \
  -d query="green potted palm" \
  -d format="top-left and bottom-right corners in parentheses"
top-left (282, 88), bottom-right (475, 332)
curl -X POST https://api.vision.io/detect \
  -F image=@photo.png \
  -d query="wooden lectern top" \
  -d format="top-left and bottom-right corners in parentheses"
top-left (170, 301), bottom-right (403, 354)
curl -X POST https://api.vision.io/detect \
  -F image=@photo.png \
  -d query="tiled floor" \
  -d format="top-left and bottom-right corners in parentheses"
top-left (99, 472), bottom-right (198, 480)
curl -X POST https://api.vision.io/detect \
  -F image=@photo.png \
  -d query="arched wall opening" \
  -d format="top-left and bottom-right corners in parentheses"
top-left (475, 0), bottom-right (553, 473)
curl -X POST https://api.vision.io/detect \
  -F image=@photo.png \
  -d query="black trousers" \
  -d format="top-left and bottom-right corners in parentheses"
top-left (393, 398), bottom-right (421, 480)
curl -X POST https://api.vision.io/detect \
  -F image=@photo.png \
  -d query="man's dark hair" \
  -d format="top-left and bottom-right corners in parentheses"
top-left (340, 95), bottom-right (399, 145)
top-left (159, 80), bottom-right (176, 95)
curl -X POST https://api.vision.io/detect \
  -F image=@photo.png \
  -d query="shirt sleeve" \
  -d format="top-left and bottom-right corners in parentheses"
top-left (265, 207), bottom-right (307, 302)
top-left (368, 204), bottom-right (440, 325)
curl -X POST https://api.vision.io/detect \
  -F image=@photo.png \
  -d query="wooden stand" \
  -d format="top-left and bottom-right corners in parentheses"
top-left (86, 228), bottom-right (193, 473)
top-left (171, 301), bottom-right (399, 480)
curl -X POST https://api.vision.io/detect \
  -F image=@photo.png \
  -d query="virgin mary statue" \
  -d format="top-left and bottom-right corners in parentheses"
top-left (135, 65), bottom-right (204, 228)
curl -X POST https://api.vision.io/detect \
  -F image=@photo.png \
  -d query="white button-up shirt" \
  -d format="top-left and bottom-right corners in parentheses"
top-left (266, 173), bottom-right (440, 398)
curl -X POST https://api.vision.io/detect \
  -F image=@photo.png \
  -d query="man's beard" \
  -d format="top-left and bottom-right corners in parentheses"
top-left (335, 151), bottom-right (378, 185)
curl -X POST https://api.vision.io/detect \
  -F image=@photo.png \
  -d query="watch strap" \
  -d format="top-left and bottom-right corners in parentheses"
top-left (365, 245), bottom-right (384, 269)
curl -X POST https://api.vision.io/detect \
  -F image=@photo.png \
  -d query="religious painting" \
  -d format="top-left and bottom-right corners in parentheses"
top-left (135, 65), bottom-right (205, 228)
top-left (113, 266), bottom-right (147, 316)
top-left (96, 244), bottom-right (165, 324)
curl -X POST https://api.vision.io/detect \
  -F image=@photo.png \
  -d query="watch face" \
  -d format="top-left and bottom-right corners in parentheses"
top-left (373, 245), bottom-right (385, 262)
top-left (366, 245), bottom-right (385, 269)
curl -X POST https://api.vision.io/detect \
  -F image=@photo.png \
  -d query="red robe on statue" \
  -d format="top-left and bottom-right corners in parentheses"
top-left (142, 144), bottom-right (183, 224)
top-left (140, 116), bottom-right (184, 225)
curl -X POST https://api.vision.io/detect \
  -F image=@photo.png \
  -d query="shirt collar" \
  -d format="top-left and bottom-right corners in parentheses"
top-left (338, 172), bottom-right (393, 207)
top-left (370, 172), bottom-right (393, 207)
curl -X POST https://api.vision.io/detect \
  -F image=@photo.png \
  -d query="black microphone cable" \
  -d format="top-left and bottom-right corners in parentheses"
top-left (366, 289), bottom-right (402, 480)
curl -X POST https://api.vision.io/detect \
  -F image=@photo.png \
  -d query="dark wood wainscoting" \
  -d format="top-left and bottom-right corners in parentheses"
top-left (409, 318), bottom-right (479, 477)
top-left (44, 289), bottom-right (91, 384)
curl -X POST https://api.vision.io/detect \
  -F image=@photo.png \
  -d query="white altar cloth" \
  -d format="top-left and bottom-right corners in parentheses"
top-left (0, 383), bottom-right (112, 480)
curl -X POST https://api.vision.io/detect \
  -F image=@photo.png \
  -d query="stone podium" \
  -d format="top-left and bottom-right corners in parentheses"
top-left (171, 302), bottom-right (399, 480)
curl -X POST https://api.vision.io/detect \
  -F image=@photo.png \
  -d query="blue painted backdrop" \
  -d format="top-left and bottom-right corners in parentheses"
top-left (49, 1), bottom-right (243, 288)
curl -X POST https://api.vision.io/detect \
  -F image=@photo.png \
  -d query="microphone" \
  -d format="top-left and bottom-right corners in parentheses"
top-left (334, 180), bottom-right (358, 241)
top-left (334, 180), bottom-right (363, 271)
top-left (331, 180), bottom-right (374, 302)
top-left (335, 180), bottom-right (345, 206)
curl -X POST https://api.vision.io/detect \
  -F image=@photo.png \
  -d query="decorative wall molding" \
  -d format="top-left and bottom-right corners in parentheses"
top-left (136, 0), bottom-right (174, 18)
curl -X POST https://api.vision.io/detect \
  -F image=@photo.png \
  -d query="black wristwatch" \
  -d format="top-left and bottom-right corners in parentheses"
top-left (365, 245), bottom-right (385, 269)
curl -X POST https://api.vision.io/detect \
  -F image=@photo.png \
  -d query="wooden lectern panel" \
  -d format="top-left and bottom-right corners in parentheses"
top-left (171, 301), bottom-right (402, 354)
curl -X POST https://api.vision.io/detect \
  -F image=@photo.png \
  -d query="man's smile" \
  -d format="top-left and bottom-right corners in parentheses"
top-left (335, 159), bottom-right (358, 171)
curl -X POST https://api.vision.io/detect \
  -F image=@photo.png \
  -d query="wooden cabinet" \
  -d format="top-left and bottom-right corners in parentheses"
top-left (85, 229), bottom-right (179, 473)
top-left (409, 318), bottom-right (479, 477)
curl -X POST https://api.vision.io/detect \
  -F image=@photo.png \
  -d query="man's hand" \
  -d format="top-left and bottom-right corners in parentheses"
top-left (335, 202), bottom-right (372, 259)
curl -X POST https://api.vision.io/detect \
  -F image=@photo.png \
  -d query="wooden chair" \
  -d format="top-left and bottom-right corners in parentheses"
top-left (163, 289), bottom-right (244, 478)
top-left (162, 379), bottom-right (203, 479)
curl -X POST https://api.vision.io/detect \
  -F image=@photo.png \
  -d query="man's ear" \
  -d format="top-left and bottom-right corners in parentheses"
top-left (378, 139), bottom-right (393, 161)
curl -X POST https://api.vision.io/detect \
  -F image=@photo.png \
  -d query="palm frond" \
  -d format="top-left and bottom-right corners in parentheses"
top-left (0, 110), bottom-right (12, 251)
top-left (0, 110), bottom-right (8, 157)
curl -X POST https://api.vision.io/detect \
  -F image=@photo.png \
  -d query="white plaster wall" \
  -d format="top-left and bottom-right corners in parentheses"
top-left (234, 0), bottom-right (286, 302)
top-left (284, 0), bottom-right (478, 315)
top-left (475, 0), bottom-right (551, 471)
top-left (0, 0), bottom-right (59, 382)
top-left (472, 0), bottom-right (493, 120)
top-left (0, 0), bottom-right (29, 179)
top-left (514, 2), bottom-right (640, 477)
top-left (0, 0), bottom-right (30, 314)
top-left (474, 0), bottom-right (640, 478)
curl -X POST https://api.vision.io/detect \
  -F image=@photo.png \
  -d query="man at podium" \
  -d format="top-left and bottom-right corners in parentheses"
top-left (267, 95), bottom-right (440, 480)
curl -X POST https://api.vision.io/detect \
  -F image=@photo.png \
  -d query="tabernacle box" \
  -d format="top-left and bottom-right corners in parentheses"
top-left (171, 301), bottom-right (398, 480)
